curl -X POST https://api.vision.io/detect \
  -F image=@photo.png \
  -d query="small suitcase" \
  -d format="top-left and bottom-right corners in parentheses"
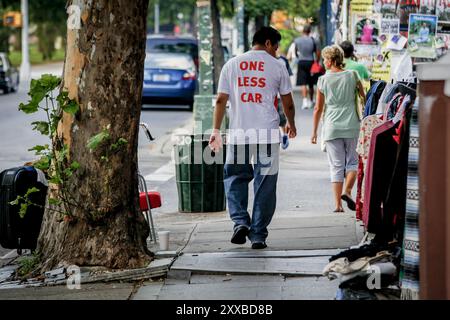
top-left (0, 166), bottom-right (47, 253)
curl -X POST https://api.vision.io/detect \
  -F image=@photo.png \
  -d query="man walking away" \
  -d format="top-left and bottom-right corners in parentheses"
top-left (209, 27), bottom-right (297, 249)
top-left (339, 41), bottom-right (370, 81)
top-left (294, 24), bottom-right (321, 109)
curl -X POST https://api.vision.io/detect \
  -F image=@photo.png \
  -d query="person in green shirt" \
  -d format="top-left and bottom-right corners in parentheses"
top-left (339, 41), bottom-right (370, 81)
top-left (311, 45), bottom-right (366, 213)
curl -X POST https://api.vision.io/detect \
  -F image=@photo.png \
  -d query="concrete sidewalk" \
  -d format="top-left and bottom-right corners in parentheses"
top-left (134, 106), bottom-right (364, 300)
top-left (0, 98), bottom-right (364, 300)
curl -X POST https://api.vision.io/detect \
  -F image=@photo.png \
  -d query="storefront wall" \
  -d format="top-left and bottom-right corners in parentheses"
top-left (418, 54), bottom-right (450, 299)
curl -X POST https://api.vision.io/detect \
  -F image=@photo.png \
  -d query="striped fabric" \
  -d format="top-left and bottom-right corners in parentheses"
top-left (400, 98), bottom-right (420, 300)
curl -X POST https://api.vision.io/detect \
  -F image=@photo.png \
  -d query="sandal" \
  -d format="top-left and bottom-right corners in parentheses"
top-left (333, 208), bottom-right (345, 213)
top-left (341, 194), bottom-right (356, 211)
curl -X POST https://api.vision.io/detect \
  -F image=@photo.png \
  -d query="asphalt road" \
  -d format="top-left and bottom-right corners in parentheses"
top-left (0, 63), bottom-right (193, 257)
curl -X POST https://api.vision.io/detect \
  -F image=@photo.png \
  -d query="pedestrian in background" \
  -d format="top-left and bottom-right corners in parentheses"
top-left (277, 52), bottom-right (294, 150)
top-left (311, 45), bottom-right (366, 213)
top-left (293, 24), bottom-right (321, 109)
top-left (209, 27), bottom-right (297, 249)
top-left (339, 40), bottom-right (370, 81)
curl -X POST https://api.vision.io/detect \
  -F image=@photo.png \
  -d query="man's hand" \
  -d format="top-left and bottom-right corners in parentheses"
top-left (286, 122), bottom-right (297, 139)
top-left (209, 130), bottom-right (223, 153)
top-left (311, 132), bottom-right (318, 144)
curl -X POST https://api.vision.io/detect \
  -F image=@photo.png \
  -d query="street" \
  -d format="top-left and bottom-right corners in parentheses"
top-left (0, 63), bottom-right (192, 258)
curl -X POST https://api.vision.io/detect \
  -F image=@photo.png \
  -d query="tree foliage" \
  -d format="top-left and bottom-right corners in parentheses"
top-left (0, 0), bottom-right (20, 53)
top-left (29, 0), bottom-right (67, 61)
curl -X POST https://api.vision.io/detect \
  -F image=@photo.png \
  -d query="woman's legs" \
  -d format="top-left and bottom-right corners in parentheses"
top-left (325, 139), bottom-right (346, 211)
top-left (343, 138), bottom-right (359, 197)
top-left (344, 171), bottom-right (357, 196)
top-left (340, 138), bottom-right (359, 211)
top-left (332, 182), bottom-right (344, 212)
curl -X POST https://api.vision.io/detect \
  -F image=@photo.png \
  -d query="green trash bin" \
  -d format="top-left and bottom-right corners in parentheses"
top-left (175, 134), bottom-right (226, 212)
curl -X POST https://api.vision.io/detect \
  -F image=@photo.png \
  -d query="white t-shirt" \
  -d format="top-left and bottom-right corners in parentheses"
top-left (218, 50), bottom-right (292, 145)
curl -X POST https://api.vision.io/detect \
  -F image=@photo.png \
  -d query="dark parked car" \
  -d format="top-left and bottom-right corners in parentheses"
top-left (0, 53), bottom-right (19, 94)
top-left (146, 35), bottom-right (230, 70)
top-left (142, 52), bottom-right (197, 110)
top-left (146, 35), bottom-right (199, 69)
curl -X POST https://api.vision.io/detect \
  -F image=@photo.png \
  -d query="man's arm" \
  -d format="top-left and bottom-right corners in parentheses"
top-left (212, 93), bottom-right (228, 130)
top-left (280, 93), bottom-right (297, 138)
top-left (209, 92), bottom-right (229, 152)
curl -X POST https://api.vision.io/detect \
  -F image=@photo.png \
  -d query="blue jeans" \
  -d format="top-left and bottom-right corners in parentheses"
top-left (224, 144), bottom-right (279, 243)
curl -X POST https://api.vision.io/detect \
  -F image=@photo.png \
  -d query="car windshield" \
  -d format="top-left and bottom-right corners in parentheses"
top-left (146, 38), bottom-right (198, 58)
top-left (145, 54), bottom-right (194, 70)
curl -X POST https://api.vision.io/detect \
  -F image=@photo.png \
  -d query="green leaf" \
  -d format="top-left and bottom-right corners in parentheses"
top-left (48, 198), bottom-right (62, 206)
top-left (25, 187), bottom-right (40, 196)
top-left (39, 74), bottom-right (61, 91)
top-left (63, 168), bottom-right (73, 178)
top-left (31, 121), bottom-right (50, 136)
top-left (49, 175), bottom-right (63, 185)
top-left (62, 99), bottom-right (79, 115)
top-left (34, 156), bottom-right (51, 171)
top-left (56, 91), bottom-right (69, 107)
top-left (19, 203), bottom-right (28, 218)
top-left (87, 130), bottom-right (110, 151)
top-left (28, 145), bottom-right (49, 155)
top-left (70, 161), bottom-right (80, 171)
top-left (110, 138), bottom-right (128, 151)
top-left (29, 79), bottom-right (47, 105)
top-left (9, 197), bottom-right (20, 206)
top-left (19, 102), bottom-right (39, 114)
top-left (50, 113), bottom-right (62, 134)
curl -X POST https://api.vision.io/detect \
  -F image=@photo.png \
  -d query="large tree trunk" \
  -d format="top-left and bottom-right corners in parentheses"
top-left (211, 0), bottom-right (225, 92)
top-left (37, 0), bottom-right (152, 271)
top-left (243, 13), bottom-right (250, 52)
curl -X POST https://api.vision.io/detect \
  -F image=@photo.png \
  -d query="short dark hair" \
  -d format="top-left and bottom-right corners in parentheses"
top-left (252, 26), bottom-right (281, 46)
top-left (303, 24), bottom-right (312, 34)
top-left (339, 40), bottom-right (354, 58)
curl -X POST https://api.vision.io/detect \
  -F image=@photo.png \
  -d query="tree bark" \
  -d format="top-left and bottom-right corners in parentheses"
top-left (211, 0), bottom-right (225, 92)
top-left (244, 13), bottom-right (250, 51)
top-left (254, 15), bottom-right (265, 32)
top-left (37, 0), bottom-right (152, 271)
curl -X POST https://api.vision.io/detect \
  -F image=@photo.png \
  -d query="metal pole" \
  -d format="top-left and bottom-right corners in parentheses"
top-left (154, 0), bottom-right (160, 34)
top-left (19, 0), bottom-right (30, 89)
top-left (342, 0), bottom-right (348, 41)
top-left (235, 0), bottom-right (244, 55)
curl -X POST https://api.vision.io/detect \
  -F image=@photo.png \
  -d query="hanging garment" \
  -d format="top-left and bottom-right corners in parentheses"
top-left (357, 93), bottom-right (401, 222)
top-left (400, 99), bottom-right (420, 300)
top-left (375, 83), bottom-right (396, 115)
top-left (356, 157), bottom-right (364, 221)
top-left (364, 80), bottom-right (387, 118)
top-left (362, 95), bottom-right (413, 240)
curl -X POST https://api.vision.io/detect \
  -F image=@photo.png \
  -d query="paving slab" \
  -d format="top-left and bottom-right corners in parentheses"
top-left (132, 280), bottom-right (165, 300)
top-left (181, 215), bottom-right (359, 253)
top-left (0, 283), bottom-right (135, 300)
top-left (171, 252), bottom-right (330, 276)
top-left (145, 274), bottom-right (338, 300)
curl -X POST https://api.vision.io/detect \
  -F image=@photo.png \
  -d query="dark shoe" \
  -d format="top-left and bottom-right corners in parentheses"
top-left (333, 208), bottom-right (345, 213)
top-left (251, 242), bottom-right (267, 249)
top-left (341, 194), bottom-right (356, 211)
top-left (231, 226), bottom-right (249, 244)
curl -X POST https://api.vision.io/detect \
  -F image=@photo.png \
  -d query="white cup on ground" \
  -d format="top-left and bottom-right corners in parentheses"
top-left (158, 231), bottom-right (170, 251)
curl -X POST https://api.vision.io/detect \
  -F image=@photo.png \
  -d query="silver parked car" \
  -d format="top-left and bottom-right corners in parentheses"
top-left (0, 53), bottom-right (19, 94)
